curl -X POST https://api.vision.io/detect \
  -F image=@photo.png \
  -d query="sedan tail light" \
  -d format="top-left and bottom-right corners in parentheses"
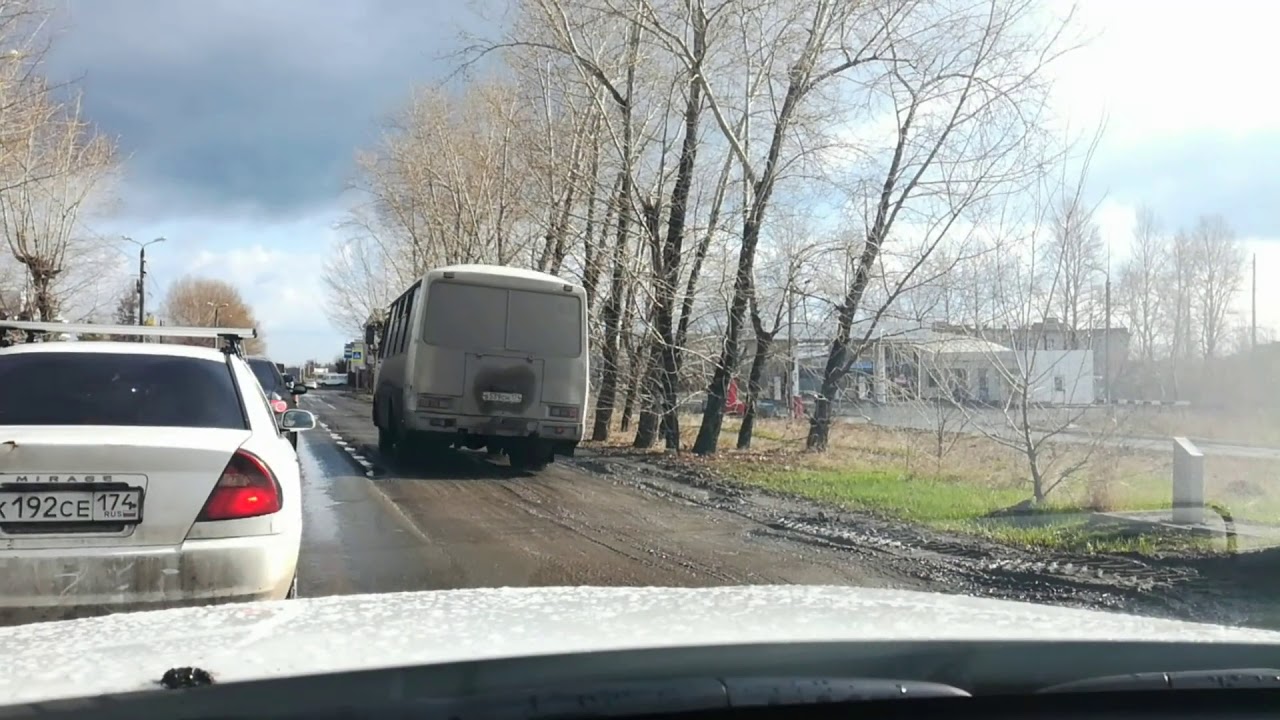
top-left (197, 450), bottom-right (282, 521)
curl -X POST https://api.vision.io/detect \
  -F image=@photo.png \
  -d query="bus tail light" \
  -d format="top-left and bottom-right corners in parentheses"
top-left (417, 394), bottom-right (452, 410)
top-left (549, 405), bottom-right (578, 419)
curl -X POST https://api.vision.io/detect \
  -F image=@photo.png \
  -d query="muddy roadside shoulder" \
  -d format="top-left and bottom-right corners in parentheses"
top-left (565, 446), bottom-right (1280, 627)
top-left (308, 392), bottom-right (1280, 626)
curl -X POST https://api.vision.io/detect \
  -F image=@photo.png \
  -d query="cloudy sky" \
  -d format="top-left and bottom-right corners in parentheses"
top-left (42, 0), bottom-right (1278, 364)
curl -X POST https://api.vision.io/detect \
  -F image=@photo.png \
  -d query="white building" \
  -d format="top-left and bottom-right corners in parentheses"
top-left (899, 333), bottom-right (1094, 406)
top-left (781, 328), bottom-right (1096, 407)
top-left (870, 330), bottom-right (1100, 404)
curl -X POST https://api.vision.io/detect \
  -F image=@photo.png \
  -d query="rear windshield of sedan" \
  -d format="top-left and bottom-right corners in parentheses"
top-left (0, 352), bottom-right (247, 429)
top-left (247, 358), bottom-right (284, 395)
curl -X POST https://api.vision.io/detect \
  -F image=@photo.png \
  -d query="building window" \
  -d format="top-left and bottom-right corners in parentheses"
top-left (1053, 375), bottom-right (1065, 392)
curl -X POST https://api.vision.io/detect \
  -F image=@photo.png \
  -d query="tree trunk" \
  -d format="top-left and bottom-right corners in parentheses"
top-left (736, 330), bottom-right (773, 450)
top-left (644, 6), bottom-right (706, 454)
top-left (691, 213), bottom-right (760, 455)
top-left (590, 175), bottom-right (633, 441)
top-left (620, 333), bottom-right (649, 433)
top-left (633, 362), bottom-right (662, 448)
top-left (692, 55), bottom-right (810, 456)
top-left (589, 23), bottom-right (642, 441)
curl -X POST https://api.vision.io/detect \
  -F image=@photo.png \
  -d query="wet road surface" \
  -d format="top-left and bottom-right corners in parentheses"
top-left (294, 390), bottom-right (934, 595)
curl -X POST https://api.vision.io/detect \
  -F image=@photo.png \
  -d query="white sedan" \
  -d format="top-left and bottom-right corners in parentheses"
top-left (0, 323), bottom-right (316, 624)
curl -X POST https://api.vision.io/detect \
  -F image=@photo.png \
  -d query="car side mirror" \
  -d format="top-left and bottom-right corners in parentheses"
top-left (290, 382), bottom-right (307, 395)
top-left (280, 408), bottom-right (317, 432)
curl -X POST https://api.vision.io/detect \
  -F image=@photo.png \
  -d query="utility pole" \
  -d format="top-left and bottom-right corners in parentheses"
top-left (1252, 252), bottom-right (1257, 351)
top-left (124, 236), bottom-right (166, 332)
top-left (207, 301), bottom-right (229, 347)
top-left (1103, 244), bottom-right (1111, 405)
top-left (787, 281), bottom-right (797, 416)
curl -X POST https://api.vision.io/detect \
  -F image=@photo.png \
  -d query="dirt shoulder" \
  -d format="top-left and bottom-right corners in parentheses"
top-left (567, 446), bottom-right (1280, 630)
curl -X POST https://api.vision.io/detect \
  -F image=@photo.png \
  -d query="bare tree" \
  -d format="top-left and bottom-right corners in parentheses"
top-left (0, 89), bottom-right (116, 322)
top-left (807, 0), bottom-right (1073, 450)
top-left (1117, 206), bottom-right (1166, 368)
top-left (1044, 196), bottom-right (1102, 347)
top-left (939, 126), bottom-right (1124, 504)
top-left (1189, 213), bottom-right (1244, 361)
top-left (1165, 228), bottom-right (1196, 398)
top-left (736, 221), bottom-right (822, 449)
top-left (322, 222), bottom-right (400, 337)
top-left (162, 275), bottom-right (266, 354)
top-left (107, 282), bottom-right (139, 340)
top-left (687, 0), bottom-right (898, 455)
top-left (904, 358), bottom-right (972, 473)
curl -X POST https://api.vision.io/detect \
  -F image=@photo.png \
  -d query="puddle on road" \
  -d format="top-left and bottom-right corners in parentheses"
top-left (297, 434), bottom-right (354, 547)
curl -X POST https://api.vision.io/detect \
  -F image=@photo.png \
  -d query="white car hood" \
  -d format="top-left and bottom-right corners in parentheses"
top-left (3, 585), bottom-right (1279, 704)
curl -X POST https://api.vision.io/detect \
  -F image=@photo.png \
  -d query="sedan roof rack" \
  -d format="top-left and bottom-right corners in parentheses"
top-left (0, 320), bottom-right (257, 358)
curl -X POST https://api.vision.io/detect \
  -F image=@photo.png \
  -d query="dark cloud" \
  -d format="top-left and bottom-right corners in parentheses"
top-left (42, 0), bottom-right (490, 219)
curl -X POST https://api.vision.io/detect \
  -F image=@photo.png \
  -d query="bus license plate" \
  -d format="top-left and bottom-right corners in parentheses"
top-left (482, 392), bottom-right (522, 404)
top-left (0, 488), bottom-right (143, 523)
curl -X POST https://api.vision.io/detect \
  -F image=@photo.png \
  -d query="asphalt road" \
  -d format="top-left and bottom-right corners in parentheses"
top-left (293, 391), bottom-right (931, 596)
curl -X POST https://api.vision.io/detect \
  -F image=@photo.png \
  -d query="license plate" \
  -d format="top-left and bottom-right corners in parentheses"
top-left (0, 488), bottom-right (143, 523)
top-left (482, 391), bottom-right (522, 404)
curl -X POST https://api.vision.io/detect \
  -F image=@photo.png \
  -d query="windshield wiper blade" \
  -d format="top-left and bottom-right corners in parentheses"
top-left (411, 677), bottom-right (969, 718)
top-left (721, 677), bottom-right (970, 704)
top-left (1039, 669), bottom-right (1280, 693)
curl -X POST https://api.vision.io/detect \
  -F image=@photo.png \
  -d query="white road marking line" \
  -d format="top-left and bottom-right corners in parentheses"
top-left (318, 420), bottom-right (382, 475)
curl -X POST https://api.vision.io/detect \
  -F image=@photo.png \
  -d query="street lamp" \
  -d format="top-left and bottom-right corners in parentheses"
top-left (206, 301), bottom-right (229, 326)
top-left (122, 236), bottom-right (166, 328)
top-left (206, 301), bottom-right (229, 347)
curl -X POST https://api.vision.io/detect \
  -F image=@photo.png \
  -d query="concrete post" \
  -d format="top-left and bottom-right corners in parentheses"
top-left (873, 341), bottom-right (887, 404)
top-left (1172, 436), bottom-right (1204, 524)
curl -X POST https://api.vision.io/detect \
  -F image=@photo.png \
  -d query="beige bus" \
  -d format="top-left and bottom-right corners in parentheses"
top-left (372, 264), bottom-right (589, 471)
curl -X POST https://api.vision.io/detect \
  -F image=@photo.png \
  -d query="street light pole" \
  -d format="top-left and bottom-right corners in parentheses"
top-left (207, 301), bottom-right (229, 347)
top-left (123, 236), bottom-right (166, 328)
top-left (1103, 242), bottom-right (1112, 406)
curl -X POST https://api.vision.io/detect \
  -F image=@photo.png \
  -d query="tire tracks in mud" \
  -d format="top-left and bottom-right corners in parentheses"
top-left (312, 424), bottom-right (797, 586)
top-left (492, 480), bottom-right (748, 584)
top-left (566, 451), bottom-right (1249, 622)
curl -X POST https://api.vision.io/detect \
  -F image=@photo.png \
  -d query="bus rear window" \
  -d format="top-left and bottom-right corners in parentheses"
top-left (506, 290), bottom-right (582, 357)
top-left (422, 281), bottom-right (582, 357)
top-left (423, 282), bottom-right (507, 350)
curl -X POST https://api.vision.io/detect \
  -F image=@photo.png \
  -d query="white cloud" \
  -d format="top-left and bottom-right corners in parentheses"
top-left (82, 212), bottom-right (346, 364)
top-left (1051, 0), bottom-right (1278, 142)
